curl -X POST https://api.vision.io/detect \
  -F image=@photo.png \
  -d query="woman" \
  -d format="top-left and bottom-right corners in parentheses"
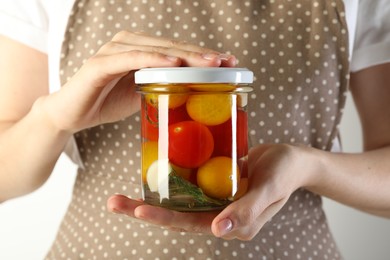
top-left (0, 0), bottom-right (389, 259)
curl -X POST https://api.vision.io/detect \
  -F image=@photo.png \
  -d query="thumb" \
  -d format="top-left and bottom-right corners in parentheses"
top-left (211, 194), bottom-right (288, 240)
top-left (211, 191), bottom-right (264, 240)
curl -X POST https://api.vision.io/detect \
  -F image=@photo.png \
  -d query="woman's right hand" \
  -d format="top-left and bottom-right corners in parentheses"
top-left (39, 31), bottom-right (236, 134)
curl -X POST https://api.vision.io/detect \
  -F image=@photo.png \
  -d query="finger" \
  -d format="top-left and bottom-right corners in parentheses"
top-left (79, 50), bottom-right (182, 88)
top-left (229, 198), bottom-right (288, 241)
top-left (110, 31), bottom-right (237, 67)
top-left (211, 173), bottom-right (277, 237)
top-left (134, 204), bottom-right (218, 234)
top-left (106, 194), bottom-right (144, 217)
top-left (112, 31), bottom-right (217, 55)
top-left (248, 144), bottom-right (274, 163)
top-left (98, 42), bottom-right (223, 67)
top-left (97, 71), bottom-right (141, 123)
top-left (211, 191), bottom-right (264, 238)
top-left (212, 170), bottom-right (291, 241)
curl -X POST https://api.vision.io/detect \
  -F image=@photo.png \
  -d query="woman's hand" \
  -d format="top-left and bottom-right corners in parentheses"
top-left (38, 31), bottom-right (237, 134)
top-left (210, 144), bottom-right (315, 240)
top-left (107, 144), bottom-right (315, 240)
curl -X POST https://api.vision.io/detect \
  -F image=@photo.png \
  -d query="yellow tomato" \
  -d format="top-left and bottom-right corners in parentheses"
top-left (141, 141), bottom-right (159, 182)
top-left (186, 94), bottom-right (232, 125)
top-left (145, 93), bottom-right (188, 109)
top-left (144, 85), bottom-right (188, 109)
top-left (197, 156), bottom-right (240, 199)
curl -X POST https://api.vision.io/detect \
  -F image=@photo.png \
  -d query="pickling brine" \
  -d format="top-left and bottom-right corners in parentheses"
top-left (135, 67), bottom-right (253, 211)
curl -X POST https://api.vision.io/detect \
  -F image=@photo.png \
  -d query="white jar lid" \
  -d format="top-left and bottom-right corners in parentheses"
top-left (134, 67), bottom-right (253, 84)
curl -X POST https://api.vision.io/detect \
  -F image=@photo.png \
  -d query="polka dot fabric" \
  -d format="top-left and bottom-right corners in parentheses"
top-left (47, 0), bottom-right (349, 259)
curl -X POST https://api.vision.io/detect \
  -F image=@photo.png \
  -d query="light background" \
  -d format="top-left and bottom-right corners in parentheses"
top-left (0, 93), bottom-right (389, 260)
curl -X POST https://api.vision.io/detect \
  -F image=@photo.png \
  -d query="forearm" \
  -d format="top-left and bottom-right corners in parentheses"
top-left (0, 98), bottom-right (72, 201)
top-left (0, 31), bottom-right (235, 202)
top-left (306, 146), bottom-right (390, 217)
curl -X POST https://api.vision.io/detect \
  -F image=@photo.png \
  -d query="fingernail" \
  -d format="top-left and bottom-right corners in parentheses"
top-left (218, 53), bottom-right (231, 60)
top-left (217, 218), bottom-right (233, 236)
top-left (166, 55), bottom-right (179, 62)
top-left (201, 53), bottom-right (219, 60)
top-left (219, 54), bottom-right (238, 66)
top-left (109, 207), bottom-right (122, 214)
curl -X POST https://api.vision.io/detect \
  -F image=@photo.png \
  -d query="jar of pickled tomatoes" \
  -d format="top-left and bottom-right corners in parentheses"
top-left (135, 67), bottom-right (253, 211)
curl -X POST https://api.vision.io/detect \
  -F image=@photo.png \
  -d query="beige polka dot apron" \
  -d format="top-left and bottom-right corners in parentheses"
top-left (46, 0), bottom-right (350, 259)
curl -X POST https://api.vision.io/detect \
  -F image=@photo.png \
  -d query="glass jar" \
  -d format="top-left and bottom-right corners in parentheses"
top-left (135, 67), bottom-right (253, 211)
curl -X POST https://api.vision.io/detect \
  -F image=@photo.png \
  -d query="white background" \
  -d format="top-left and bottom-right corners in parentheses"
top-left (0, 93), bottom-right (390, 260)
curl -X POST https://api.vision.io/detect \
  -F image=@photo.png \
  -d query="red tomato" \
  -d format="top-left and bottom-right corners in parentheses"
top-left (168, 121), bottom-right (214, 168)
top-left (168, 104), bottom-right (191, 125)
top-left (141, 102), bottom-right (159, 141)
top-left (142, 102), bottom-right (193, 141)
top-left (208, 109), bottom-right (248, 158)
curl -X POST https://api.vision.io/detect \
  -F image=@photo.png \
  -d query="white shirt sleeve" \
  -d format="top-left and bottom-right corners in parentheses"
top-left (0, 0), bottom-right (82, 167)
top-left (351, 0), bottom-right (390, 72)
top-left (0, 0), bottom-right (50, 53)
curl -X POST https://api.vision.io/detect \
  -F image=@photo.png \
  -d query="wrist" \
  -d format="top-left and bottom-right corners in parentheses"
top-left (297, 145), bottom-right (328, 192)
top-left (31, 95), bottom-right (74, 139)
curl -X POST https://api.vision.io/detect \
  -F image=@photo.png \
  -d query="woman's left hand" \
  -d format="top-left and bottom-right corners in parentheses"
top-left (107, 143), bottom-right (315, 240)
